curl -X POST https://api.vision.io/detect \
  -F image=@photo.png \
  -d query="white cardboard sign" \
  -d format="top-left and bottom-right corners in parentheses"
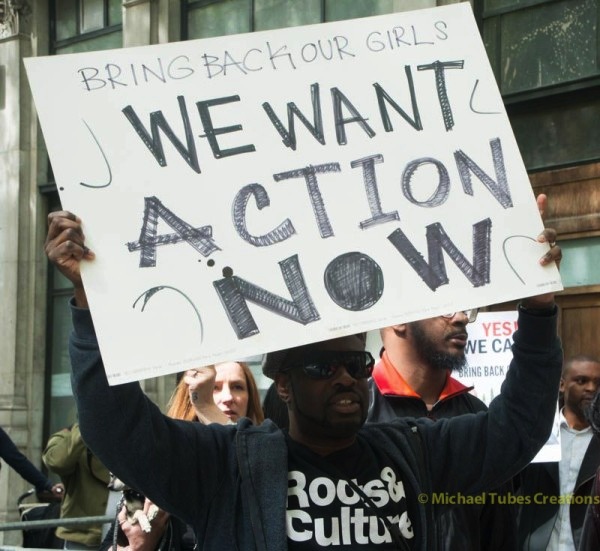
top-left (457, 311), bottom-right (561, 462)
top-left (26, 3), bottom-right (562, 384)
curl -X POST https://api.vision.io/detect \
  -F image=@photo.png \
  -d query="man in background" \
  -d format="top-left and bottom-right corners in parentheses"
top-left (517, 355), bottom-right (600, 550)
top-left (43, 423), bottom-right (111, 550)
top-left (368, 309), bottom-right (517, 550)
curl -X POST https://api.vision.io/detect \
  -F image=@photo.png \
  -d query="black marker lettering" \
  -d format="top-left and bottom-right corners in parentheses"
top-left (232, 183), bottom-right (296, 246)
top-left (374, 67), bottom-right (422, 132)
top-left (324, 252), bottom-right (384, 311)
top-left (196, 95), bottom-right (256, 159)
top-left (127, 196), bottom-right (220, 267)
top-left (455, 137), bottom-right (512, 208)
top-left (402, 157), bottom-right (450, 207)
top-left (122, 95), bottom-right (200, 173)
top-left (213, 254), bottom-right (320, 339)
top-left (273, 163), bottom-right (341, 238)
top-left (387, 218), bottom-right (492, 291)
top-left (262, 83), bottom-right (325, 150)
top-left (417, 60), bottom-right (464, 131)
top-left (331, 87), bottom-right (376, 145)
top-left (351, 155), bottom-right (399, 229)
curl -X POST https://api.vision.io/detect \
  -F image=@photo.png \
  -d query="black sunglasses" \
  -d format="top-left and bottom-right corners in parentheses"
top-left (285, 351), bottom-right (375, 380)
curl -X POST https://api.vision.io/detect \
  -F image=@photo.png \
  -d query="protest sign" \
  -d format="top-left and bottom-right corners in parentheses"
top-left (26, 3), bottom-right (562, 383)
top-left (456, 311), bottom-right (561, 462)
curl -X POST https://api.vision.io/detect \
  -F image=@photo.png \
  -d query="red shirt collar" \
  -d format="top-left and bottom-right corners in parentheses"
top-left (373, 350), bottom-right (473, 401)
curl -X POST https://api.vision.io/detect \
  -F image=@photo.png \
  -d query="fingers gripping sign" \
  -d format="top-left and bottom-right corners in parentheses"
top-left (45, 211), bottom-right (94, 308)
top-left (521, 193), bottom-right (562, 309)
top-left (535, 194), bottom-right (562, 268)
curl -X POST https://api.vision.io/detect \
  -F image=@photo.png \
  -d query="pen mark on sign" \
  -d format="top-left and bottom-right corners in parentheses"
top-left (502, 235), bottom-right (536, 285)
top-left (79, 119), bottom-right (113, 189)
top-left (133, 286), bottom-right (204, 343)
top-left (469, 79), bottom-right (501, 115)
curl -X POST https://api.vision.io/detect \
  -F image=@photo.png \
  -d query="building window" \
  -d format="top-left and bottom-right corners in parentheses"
top-left (480, 0), bottom-right (599, 96)
top-left (44, 0), bottom-right (123, 438)
top-left (475, 0), bottom-right (600, 171)
top-left (182, 0), bottom-right (400, 39)
top-left (559, 237), bottom-right (600, 288)
top-left (51, 0), bottom-right (123, 54)
top-left (44, 195), bottom-right (81, 437)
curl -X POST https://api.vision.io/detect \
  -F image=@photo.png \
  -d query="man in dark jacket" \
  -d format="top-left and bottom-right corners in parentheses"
top-left (45, 210), bottom-right (563, 551)
top-left (367, 310), bottom-right (517, 550)
top-left (517, 355), bottom-right (600, 550)
top-left (579, 389), bottom-right (600, 551)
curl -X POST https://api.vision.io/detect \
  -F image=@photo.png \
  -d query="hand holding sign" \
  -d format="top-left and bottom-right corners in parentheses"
top-left (521, 194), bottom-right (562, 309)
top-left (45, 210), bottom-right (94, 309)
top-left (536, 194), bottom-right (561, 267)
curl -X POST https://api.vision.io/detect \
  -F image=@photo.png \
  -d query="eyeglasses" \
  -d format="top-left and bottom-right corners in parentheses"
top-left (441, 309), bottom-right (478, 323)
top-left (285, 351), bottom-right (375, 380)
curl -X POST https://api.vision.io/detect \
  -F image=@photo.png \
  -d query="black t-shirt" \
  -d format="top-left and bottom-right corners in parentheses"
top-left (286, 435), bottom-right (414, 549)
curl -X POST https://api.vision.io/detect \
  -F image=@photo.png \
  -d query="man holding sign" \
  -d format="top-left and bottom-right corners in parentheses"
top-left (368, 307), bottom-right (517, 551)
top-left (46, 210), bottom-right (562, 550)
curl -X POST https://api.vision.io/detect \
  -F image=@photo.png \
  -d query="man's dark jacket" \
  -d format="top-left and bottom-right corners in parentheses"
top-left (69, 304), bottom-right (562, 551)
top-left (578, 464), bottom-right (600, 551)
top-left (368, 359), bottom-right (517, 551)
top-left (517, 436), bottom-right (600, 550)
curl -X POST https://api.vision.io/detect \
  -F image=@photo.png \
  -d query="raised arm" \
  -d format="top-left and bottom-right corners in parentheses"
top-left (0, 427), bottom-right (60, 495)
top-left (183, 369), bottom-right (232, 425)
top-left (414, 196), bottom-right (564, 496)
top-left (45, 211), bottom-right (93, 308)
top-left (45, 211), bottom-right (236, 526)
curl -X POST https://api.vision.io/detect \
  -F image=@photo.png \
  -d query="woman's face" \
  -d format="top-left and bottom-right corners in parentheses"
top-left (213, 362), bottom-right (249, 422)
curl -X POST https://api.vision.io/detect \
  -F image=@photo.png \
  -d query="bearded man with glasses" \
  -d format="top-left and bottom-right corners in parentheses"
top-left (46, 208), bottom-right (562, 551)
top-left (367, 308), bottom-right (517, 551)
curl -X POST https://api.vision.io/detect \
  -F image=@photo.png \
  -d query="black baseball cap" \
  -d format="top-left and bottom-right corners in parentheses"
top-left (262, 333), bottom-right (367, 379)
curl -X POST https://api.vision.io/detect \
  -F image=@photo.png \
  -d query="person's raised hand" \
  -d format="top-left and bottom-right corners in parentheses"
top-left (45, 211), bottom-right (94, 308)
top-left (184, 367), bottom-right (230, 425)
top-left (535, 194), bottom-right (562, 268)
top-left (522, 194), bottom-right (563, 309)
top-left (184, 367), bottom-right (216, 403)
